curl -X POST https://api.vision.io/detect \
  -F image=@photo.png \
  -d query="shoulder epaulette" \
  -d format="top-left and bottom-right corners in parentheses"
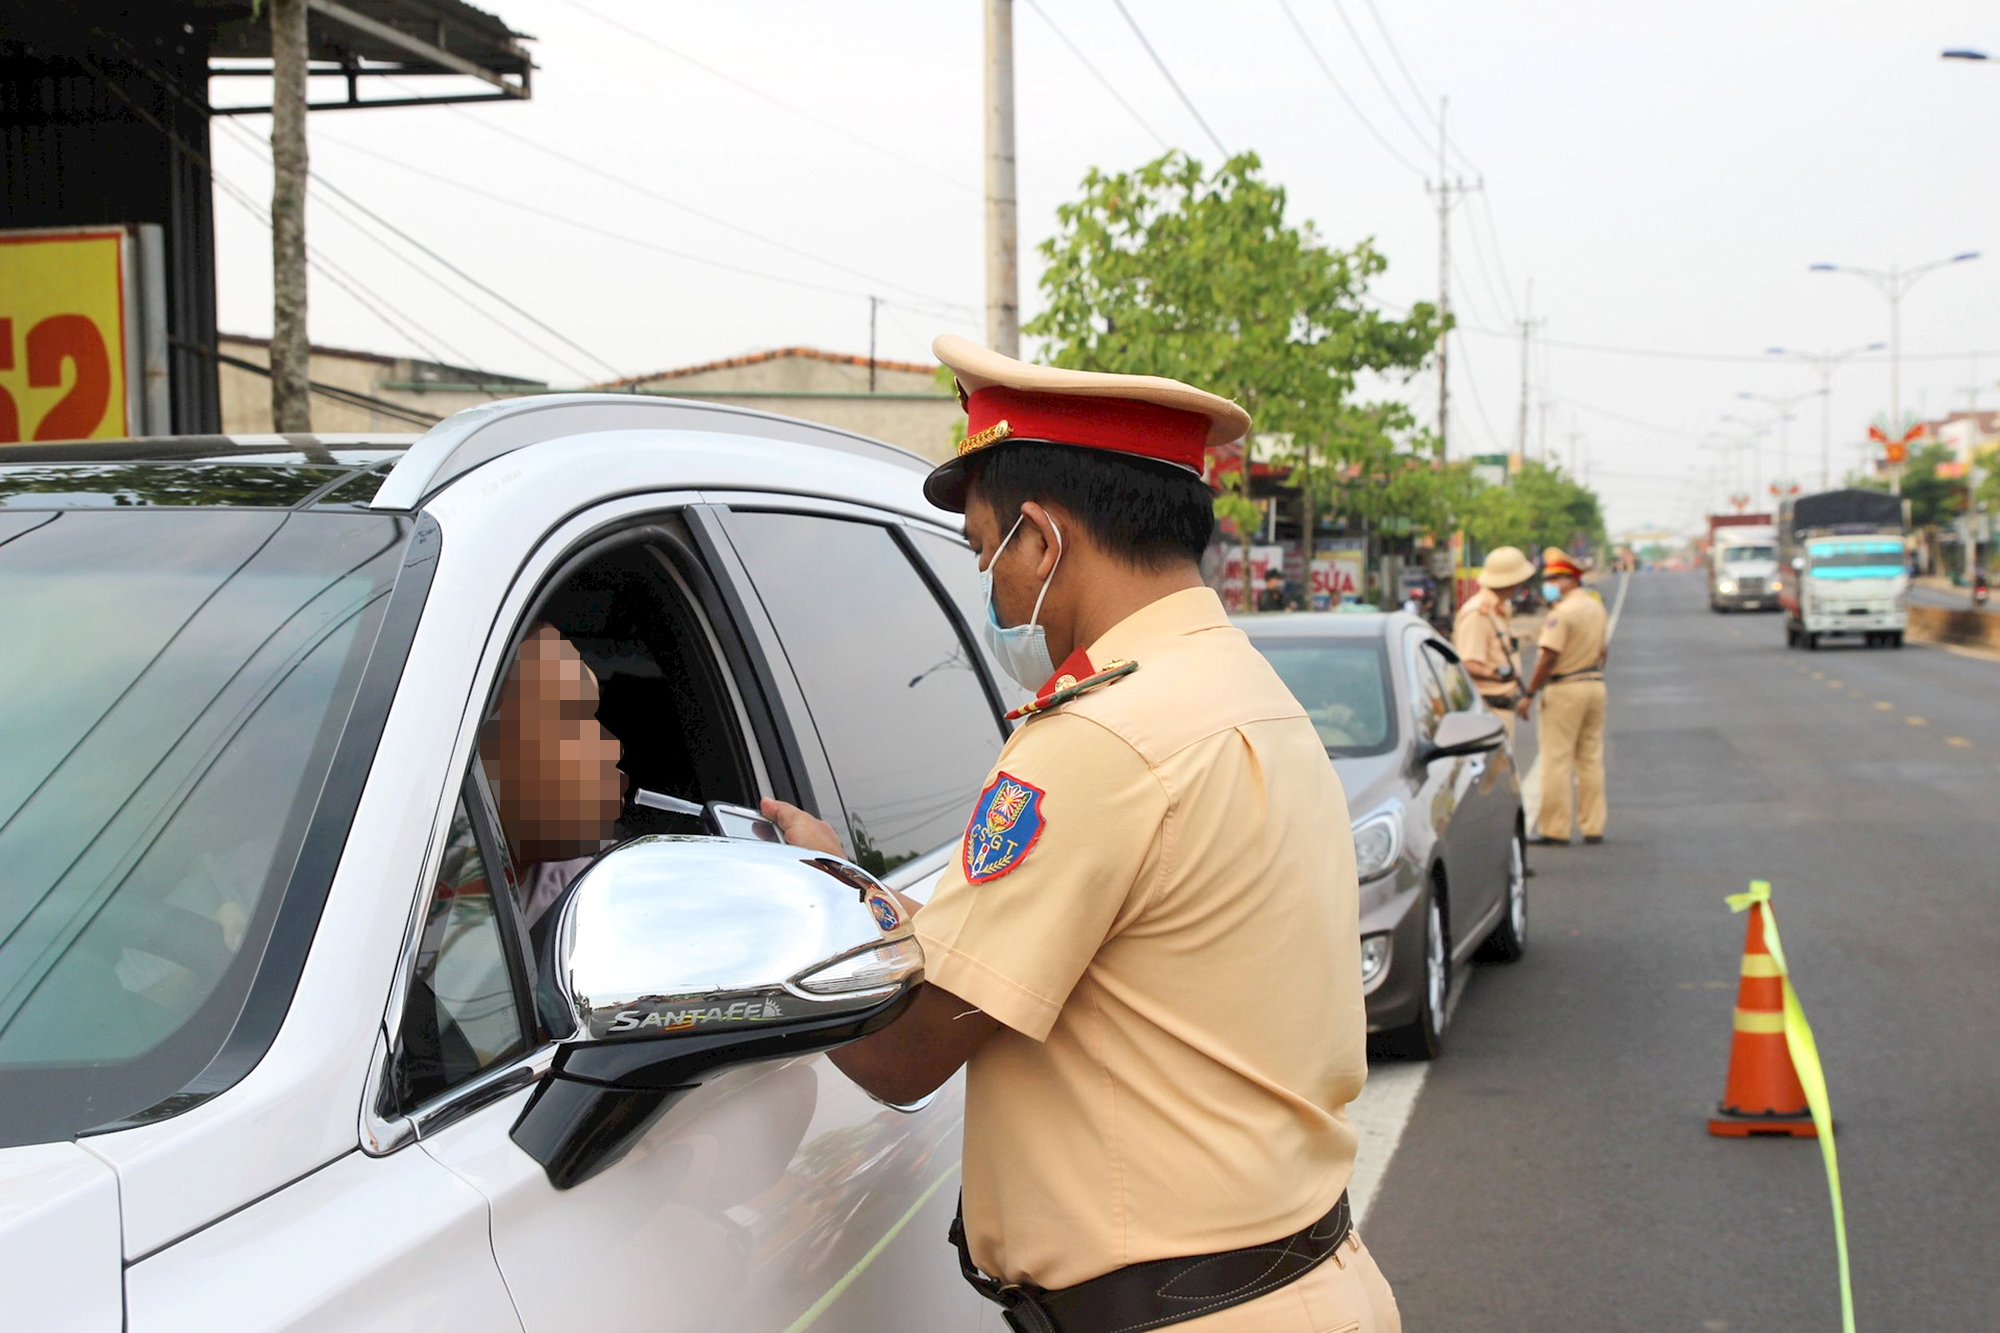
top-left (1005, 659), bottom-right (1139, 721)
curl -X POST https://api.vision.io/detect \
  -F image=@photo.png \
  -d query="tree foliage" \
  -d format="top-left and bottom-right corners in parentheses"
top-left (1461, 460), bottom-right (1606, 557)
top-left (1025, 151), bottom-right (1443, 530)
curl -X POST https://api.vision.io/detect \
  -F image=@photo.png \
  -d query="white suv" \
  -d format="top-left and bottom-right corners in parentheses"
top-left (0, 396), bottom-right (1023, 1332)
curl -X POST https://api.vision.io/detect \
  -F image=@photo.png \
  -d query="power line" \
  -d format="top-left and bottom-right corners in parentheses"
top-left (388, 79), bottom-right (974, 312)
top-left (314, 133), bottom-right (977, 320)
top-left (1323, 0), bottom-right (1434, 158)
top-left (1022, 0), bottom-right (1169, 148)
top-left (1110, 0), bottom-right (1228, 158)
top-left (213, 119), bottom-right (603, 381)
top-left (1451, 329), bottom-right (1504, 452)
top-left (1555, 394), bottom-right (1707, 440)
top-left (1274, 0), bottom-right (1427, 177)
top-left (1359, 0), bottom-right (1483, 177)
top-left (554, 0), bottom-right (976, 195)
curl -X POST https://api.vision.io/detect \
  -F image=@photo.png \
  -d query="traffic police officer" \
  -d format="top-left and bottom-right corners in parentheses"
top-left (764, 336), bottom-right (1398, 1333)
top-left (1452, 544), bottom-right (1533, 734)
top-left (1516, 547), bottom-right (1609, 844)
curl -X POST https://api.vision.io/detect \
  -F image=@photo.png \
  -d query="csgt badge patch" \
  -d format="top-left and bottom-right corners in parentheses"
top-left (963, 772), bottom-right (1046, 883)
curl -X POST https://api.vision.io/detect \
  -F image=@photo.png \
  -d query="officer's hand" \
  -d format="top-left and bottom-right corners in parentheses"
top-left (760, 798), bottom-right (845, 857)
top-left (1515, 696), bottom-right (1533, 719)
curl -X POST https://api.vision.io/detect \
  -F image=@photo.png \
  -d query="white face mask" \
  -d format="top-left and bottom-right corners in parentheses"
top-left (980, 512), bottom-right (1063, 689)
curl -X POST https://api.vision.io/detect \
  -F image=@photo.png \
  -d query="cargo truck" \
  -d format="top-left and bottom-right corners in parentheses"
top-left (1708, 522), bottom-right (1780, 611)
top-left (1778, 489), bottom-right (1909, 649)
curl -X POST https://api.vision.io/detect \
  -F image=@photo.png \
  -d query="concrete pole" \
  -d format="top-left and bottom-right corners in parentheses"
top-left (1434, 98), bottom-right (1449, 463)
top-left (1819, 363), bottom-right (1833, 491)
top-left (270, 0), bottom-right (311, 431)
top-left (1889, 276), bottom-right (1903, 496)
top-left (983, 0), bottom-right (1020, 357)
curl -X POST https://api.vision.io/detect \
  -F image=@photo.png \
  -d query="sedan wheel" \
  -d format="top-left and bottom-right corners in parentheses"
top-left (1381, 890), bottom-right (1448, 1061)
top-left (1476, 828), bottom-right (1529, 963)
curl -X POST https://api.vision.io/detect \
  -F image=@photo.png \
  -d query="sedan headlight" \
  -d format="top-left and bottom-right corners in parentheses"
top-left (1351, 807), bottom-right (1402, 882)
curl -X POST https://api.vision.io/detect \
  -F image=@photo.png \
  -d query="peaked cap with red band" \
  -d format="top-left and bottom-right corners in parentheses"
top-left (923, 334), bottom-right (1252, 513)
top-left (1541, 546), bottom-right (1587, 579)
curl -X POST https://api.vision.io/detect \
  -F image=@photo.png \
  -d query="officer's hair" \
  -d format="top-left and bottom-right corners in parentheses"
top-left (966, 443), bottom-right (1215, 569)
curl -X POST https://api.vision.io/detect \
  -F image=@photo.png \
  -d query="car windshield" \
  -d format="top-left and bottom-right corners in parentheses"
top-left (1246, 637), bottom-right (1396, 757)
top-left (1807, 540), bottom-right (1903, 572)
top-left (1722, 545), bottom-right (1775, 563)
top-left (0, 509), bottom-right (410, 1148)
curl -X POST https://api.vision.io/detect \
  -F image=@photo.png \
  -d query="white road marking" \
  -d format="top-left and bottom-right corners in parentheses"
top-left (1350, 581), bottom-right (1622, 1227)
top-left (1348, 970), bottom-right (1470, 1225)
top-left (1606, 568), bottom-right (1632, 641)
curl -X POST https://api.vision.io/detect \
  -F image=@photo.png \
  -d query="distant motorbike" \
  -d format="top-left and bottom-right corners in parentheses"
top-left (1975, 570), bottom-right (1989, 607)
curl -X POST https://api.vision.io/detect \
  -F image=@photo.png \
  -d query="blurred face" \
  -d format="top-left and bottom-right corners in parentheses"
top-left (480, 625), bottom-right (625, 864)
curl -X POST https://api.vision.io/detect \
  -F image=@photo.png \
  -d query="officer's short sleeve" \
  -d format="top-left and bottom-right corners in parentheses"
top-left (1538, 609), bottom-right (1570, 654)
top-left (915, 713), bottom-right (1166, 1042)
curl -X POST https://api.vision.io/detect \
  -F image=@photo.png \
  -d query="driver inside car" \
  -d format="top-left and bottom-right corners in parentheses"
top-left (479, 623), bottom-right (627, 928)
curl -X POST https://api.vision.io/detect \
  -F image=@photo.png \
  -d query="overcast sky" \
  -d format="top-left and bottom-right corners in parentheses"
top-left (210, 0), bottom-right (2000, 534)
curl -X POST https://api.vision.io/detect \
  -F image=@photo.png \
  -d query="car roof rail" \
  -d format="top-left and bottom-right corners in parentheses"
top-left (367, 393), bottom-right (932, 511)
top-left (0, 433), bottom-right (420, 464)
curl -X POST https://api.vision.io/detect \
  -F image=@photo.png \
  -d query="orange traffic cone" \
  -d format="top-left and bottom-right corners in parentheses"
top-left (1707, 898), bottom-right (1817, 1137)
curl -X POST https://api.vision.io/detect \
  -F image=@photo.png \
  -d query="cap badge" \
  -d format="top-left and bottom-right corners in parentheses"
top-left (958, 418), bottom-right (1012, 457)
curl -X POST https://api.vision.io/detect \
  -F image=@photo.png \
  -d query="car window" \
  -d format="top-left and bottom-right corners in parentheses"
top-left (0, 509), bottom-right (410, 1149)
top-left (723, 511), bottom-right (1006, 876)
top-left (906, 525), bottom-right (1032, 716)
top-left (392, 792), bottom-right (527, 1111)
top-left (1244, 635), bottom-right (1397, 757)
top-left (1407, 633), bottom-right (1450, 738)
top-left (1425, 642), bottom-right (1477, 711)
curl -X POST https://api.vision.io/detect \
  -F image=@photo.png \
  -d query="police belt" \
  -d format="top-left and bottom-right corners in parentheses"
top-left (1546, 666), bottom-right (1604, 686)
top-left (949, 1191), bottom-right (1352, 1333)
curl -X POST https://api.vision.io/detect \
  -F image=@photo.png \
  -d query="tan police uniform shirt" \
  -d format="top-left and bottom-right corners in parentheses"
top-left (1537, 585), bottom-right (1608, 679)
top-left (915, 587), bottom-right (1367, 1291)
top-left (1452, 588), bottom-right (1517, 703)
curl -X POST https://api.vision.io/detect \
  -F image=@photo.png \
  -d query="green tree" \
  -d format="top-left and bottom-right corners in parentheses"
top-left (1461, 460), bottom-right (1606, 558)
top-left (1025, 150), bottom-right (1443, 578)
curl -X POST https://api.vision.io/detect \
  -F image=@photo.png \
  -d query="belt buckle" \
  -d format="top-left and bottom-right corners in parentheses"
top-left (998, 1284), bottom-right (1061, 1333)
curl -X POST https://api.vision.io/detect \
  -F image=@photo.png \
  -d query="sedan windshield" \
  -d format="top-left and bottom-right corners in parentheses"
top-left (0, 509), bottom-right (411, 1147)
top-left (1246, 637), bottom-right (1396, 757)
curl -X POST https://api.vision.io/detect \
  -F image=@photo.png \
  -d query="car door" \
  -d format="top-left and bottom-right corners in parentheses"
top-left (1402, 627), bottom-right (1474, 916)
top-left (1421, 639), bottom-right (1511, 933)
top-left (400, 501), bottom-right (990, 1333)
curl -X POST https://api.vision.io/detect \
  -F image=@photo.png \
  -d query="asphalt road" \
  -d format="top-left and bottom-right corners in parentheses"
top-left (1363, 570), bottom-right (2000, 1331)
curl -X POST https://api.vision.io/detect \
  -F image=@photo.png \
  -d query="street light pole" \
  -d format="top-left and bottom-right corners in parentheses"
top-left (1809, 252), bottom-right (1980, 494)
top-left (1767, 342), bottom-right (1886, 490)
top-left (1738, 390), bottom-right (1820, 495)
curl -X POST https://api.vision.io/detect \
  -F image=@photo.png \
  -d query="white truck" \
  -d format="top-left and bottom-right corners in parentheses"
top-left (1708, 523), bottom-right (1780, 612)
top-left (1779, 489), bottom-right (1910, 650)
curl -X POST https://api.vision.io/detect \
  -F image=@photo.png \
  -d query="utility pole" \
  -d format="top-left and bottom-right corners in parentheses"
top-left (1428, 98), bottom-right (1455, 461)
top-left (868, 295), bottom-right (878, 393)
top-left (1514, 279), bottom-right (1534, 465)
top-left (269, 0), bottom-right (311, 431)
top-left (983, 0), bottom-right (1020, 357)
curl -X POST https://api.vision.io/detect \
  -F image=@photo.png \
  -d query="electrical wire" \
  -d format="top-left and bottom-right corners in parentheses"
top-left (1451, 328), bottom-right (1504, 452)
top-left (1022, 0), bottom-right (1169, 148)
top-left (1273, 0), bottom-right (1427, 177)
top-left (387, 80), bottom-right (975, 313)
top-left (212, 119), bottom-right (603, 381)
top-left (313, 133), bottom-right (977, 319)
top-left (1323, 0), bottom-right (1435, 159)
top-left (1360, 0), bottom-right (1483, 178)
top-left (1555, 395), bottom-right (1707, 440)
top-left (1109, 0), bottom-right (1229, 158)
top-left (553, 0), bottom-right (976, 195)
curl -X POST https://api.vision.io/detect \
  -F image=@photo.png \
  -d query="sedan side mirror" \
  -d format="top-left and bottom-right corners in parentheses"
top-left (510, 836), bottom-right (922, 1189)
top-left (1418, 711), bottom-right (1507, 764)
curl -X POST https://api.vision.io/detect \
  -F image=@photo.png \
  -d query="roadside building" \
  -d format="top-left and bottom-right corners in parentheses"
top-left (592, 347), bottom-right (960, 463)
top-left (217, 334), bottom-right (544, 433)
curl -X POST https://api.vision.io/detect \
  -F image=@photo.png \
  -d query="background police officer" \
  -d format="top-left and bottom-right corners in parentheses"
top-left (764, 336), bottom-right (1399, 1333)
top-left (1516, 547), bottom-right (1609, 845)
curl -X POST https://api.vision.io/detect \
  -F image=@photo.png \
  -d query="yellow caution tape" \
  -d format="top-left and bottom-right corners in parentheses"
top-left (1726, 879), bottom-right (1854, 1333)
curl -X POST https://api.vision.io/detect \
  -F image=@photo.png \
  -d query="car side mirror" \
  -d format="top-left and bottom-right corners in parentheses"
top-left (1418, 711), bottom-right (1507, 764)
top-left (1791, 556), bottom-right (1805, 571)
top-left (510, 836), bottom-right (922, 1189)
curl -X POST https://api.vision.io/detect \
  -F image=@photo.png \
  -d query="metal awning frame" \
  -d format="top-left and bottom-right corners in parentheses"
top-left (209, 0), bottom-right (531, 115)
